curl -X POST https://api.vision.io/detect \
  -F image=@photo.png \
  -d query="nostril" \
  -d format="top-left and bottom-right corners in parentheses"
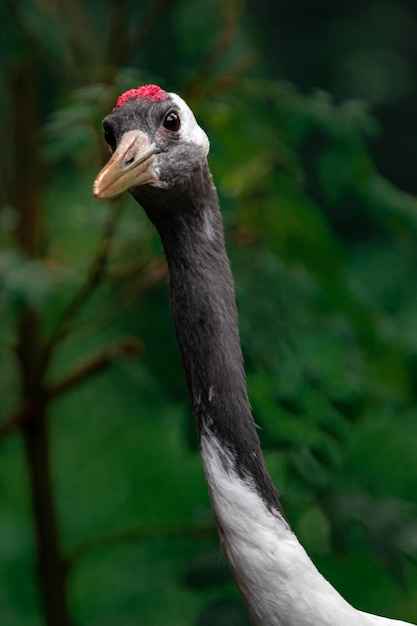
top-left (125, 156), bottom-right (135, 166)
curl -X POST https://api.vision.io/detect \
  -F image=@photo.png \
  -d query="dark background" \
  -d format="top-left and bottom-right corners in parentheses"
top-left (249, 0), bottom-right (417, 193)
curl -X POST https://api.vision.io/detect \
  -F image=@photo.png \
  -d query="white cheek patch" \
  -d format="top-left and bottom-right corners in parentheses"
top-left (169, 92), bottom-right (210, 156)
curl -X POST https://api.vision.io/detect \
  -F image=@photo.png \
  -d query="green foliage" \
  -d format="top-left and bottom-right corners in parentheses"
top-left (1, 0), bottom-right (417, 625)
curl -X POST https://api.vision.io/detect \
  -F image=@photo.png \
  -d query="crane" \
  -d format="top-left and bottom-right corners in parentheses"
top-left (93, 84), bottom-right (414, 626)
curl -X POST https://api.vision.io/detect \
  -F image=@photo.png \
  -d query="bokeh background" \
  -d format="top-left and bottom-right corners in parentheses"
top-left (1, 1), bottom-right (417, 625)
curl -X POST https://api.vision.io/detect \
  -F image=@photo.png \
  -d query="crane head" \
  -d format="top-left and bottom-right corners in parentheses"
top-left (93, 84), bottom-right (209, 200)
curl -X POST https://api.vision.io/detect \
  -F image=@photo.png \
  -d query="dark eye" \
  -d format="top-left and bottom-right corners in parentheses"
top-left (104, 125), bottom-right (116, 150)
top-left (163, 111), bottom-right (180, 131)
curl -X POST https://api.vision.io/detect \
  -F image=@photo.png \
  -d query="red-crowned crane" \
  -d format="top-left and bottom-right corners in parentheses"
top-left (93, 84), bottom-right (414, 626)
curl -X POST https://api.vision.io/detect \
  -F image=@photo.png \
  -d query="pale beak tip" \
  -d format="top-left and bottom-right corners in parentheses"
top-left (93, 180), bottom-right (104, 199)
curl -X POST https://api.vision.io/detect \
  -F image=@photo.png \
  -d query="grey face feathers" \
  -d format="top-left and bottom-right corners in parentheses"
top-left (94, 90), bottom-right (209, 200)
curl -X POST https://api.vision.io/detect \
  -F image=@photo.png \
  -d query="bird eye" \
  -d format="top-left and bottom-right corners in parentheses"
top-left (104, 126), bottom-right (116, 151)
top-left (163, 111), bottom-right (180, 131)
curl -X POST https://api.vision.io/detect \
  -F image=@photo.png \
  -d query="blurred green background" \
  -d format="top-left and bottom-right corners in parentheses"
top-left (1, 1), bottom-right (417, 624)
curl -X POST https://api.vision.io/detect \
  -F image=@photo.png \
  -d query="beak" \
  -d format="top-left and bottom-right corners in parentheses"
top-left (93, 130), bottom-right (160, 199)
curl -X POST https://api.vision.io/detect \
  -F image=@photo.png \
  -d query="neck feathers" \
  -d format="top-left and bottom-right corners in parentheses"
top-left (138, 164), bottom-right (283, 517)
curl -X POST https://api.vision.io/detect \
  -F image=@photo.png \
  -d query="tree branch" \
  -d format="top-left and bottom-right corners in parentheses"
top-left (91, 257), bottom-right (167, 329)
top-left (207, 51), bottom-right (258, 96)
top-left (184, 0), bottom-right (247, 99)
top-left (47, 336), bottom-right (143, 400)
top-left (40, 198), bottom-right (124, 376)
top-left (12, 46), bottom-right (73, 626)
top-left (0, 337), bottom-right (142, 440)
top-left (67, 523), bottom-right (217, 571)
top-left (22, 411), bottom-right (73, 626)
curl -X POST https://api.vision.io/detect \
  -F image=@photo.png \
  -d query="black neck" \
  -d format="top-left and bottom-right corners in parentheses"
top-left (133, 166), bottom-right (283, 516)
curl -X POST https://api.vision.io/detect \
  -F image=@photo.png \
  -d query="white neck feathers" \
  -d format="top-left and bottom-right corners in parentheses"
top-left (200, 430), bottom-right (413, 626)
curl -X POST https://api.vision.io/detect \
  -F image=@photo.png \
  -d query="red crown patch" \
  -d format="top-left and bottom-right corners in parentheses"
top-left (115, 84), bottom-right (168, 108)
